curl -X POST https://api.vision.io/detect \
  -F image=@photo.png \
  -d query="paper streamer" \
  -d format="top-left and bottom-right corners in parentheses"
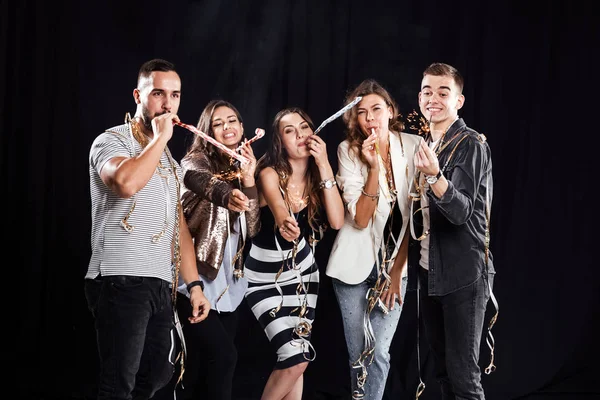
top-left (313, 96), bottom-right (363, 135)
top-left (236, 128), bottom-right (265, 152)
top-left (174, 121), bottom-right (250, 164)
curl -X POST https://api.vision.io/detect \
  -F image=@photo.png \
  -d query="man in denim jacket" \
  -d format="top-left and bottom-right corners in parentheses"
top-left (411, 62), bottom-right (496, 400)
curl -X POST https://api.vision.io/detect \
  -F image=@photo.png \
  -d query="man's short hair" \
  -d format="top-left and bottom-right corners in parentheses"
top-left (137, 58), bottom-right (176, 86)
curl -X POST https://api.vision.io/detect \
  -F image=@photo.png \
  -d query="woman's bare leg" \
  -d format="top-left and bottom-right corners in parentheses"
top-left (260, 362), bottom-right (307, 400)
top-left (282, 374), bottom-right (303, 400)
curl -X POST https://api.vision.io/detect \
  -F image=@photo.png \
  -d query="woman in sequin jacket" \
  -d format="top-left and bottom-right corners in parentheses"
top-left (171, 99), bottom-right (260, 400)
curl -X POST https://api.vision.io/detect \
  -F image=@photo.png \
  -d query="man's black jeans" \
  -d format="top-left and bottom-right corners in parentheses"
top-left (419, 268), bottom-right (494, 400)
top-left (85, 275), bottom-right (175, 400)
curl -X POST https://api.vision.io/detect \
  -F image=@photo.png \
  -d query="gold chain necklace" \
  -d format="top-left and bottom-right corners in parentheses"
top-left (129, 117), bottom-right (172, 173)
top-left (286, 181), bottom-right (309, 212)
top-left (117, 113), bottom-right (185, 375)
top-left (375, 134), bottom-right (407, 293)
top-left (379, 133), bottom-right (408, 200)
top-left (120, 113), bottom-right (180, 247)
top-left (382, 147), bottom-right (396, 196)
top-left (431, 132), bottom-right (446, 153)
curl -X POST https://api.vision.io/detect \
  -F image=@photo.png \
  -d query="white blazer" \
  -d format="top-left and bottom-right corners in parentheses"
top-left (326, 131), bottom-right (421, 284)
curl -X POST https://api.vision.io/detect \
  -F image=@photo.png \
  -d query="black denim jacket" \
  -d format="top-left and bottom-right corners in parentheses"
top-left (408, 119), bottom-right (495, 296)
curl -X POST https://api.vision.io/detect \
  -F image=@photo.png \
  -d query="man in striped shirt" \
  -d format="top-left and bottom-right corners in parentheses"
top-left (85, 58), bottom-right (210, 400)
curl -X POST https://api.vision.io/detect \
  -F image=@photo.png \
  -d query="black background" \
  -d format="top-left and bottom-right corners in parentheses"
top-left (4, 1), bottom-right (598, 399)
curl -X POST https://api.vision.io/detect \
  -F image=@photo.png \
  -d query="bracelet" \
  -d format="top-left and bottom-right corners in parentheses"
top-left (361, 188), bottom-right (379, 200)
top-left (186, 280), bottom-right (204, 293)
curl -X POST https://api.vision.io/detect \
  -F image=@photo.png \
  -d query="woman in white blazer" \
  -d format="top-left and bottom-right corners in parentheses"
top-left (326, 79), bottom-right (421, 400)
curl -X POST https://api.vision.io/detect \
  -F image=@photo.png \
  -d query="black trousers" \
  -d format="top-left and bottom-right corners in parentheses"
top-left (419, 268), bottom-right (494, 400)
top-left (85, 275), bottom-right (175, 400)
top-left (155, 292), bottom-right (239, 400)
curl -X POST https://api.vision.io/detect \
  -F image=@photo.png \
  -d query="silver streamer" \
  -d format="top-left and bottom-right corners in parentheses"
top-left (314, 96), bottom-right (363, 135)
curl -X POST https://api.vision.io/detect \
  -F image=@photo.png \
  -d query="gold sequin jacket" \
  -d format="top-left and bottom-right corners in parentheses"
top-left (180, 152), bottom-right (261, 280)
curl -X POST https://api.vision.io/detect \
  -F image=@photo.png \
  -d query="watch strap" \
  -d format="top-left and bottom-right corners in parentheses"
top-left (426, 170), bottom-right (442, 184)
top-left (186, 280), bottom-right (204, 293)
top-left (319, 178), bottom-right (337, 189)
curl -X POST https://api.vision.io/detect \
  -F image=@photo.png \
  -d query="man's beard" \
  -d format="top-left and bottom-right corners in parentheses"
top-left (140, 109), bottom-right (154, 132)
top-left (140, 108), bottom-right (168, 132)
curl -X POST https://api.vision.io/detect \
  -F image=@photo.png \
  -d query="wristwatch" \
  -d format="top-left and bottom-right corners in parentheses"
top-left (319, 178), bottom-right (337, 190)
top-left (186, 280), bottom-right (204, 293)
top-left (426, 171), bottom-right (442, 185)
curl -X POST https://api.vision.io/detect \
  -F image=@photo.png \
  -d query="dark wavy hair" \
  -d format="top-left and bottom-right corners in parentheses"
top-left (185, 99), bottom-right (246, 173)
top-left (342, 79), bottom-right (405, 165)
top-left (257, 107), bottom-right (323, 232)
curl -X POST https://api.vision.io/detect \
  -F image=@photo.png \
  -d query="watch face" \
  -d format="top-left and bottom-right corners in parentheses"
top-left (324, 180), bottom-right (333, 189)
top-left (426, 176), bottom-right (437, 184)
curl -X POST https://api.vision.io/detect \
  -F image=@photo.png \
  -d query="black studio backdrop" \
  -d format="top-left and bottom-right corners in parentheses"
top-left (4, 0), bottom-right (598, 399)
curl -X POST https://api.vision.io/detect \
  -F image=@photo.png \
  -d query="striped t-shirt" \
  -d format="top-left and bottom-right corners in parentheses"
top-left (86, 123), bottom-right (182, 283)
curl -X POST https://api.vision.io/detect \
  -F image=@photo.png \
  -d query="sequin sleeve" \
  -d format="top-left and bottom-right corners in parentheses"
top-left (181, 152), bottom-right (233, 208)
top-left (243, 185), bottom-right (261, 238)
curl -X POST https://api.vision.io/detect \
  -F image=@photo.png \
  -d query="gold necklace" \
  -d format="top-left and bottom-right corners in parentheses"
top-left (129, 116), bottom-right (171, 173)
top-left (430, 128), bottom-right (448, 156)
top-left (120, 113), bottom-right (179, 245)
top-left (286, 181), bottom-right (309, 212)
top-left (380, 133), bottom-right (408, 199)
top-left (383, 147), bottom-right (396, 196)
top-left (116, 114), bottom-right (184, 371)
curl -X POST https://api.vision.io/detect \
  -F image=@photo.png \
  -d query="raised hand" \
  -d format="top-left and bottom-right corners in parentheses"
top-left (414, 139), bottom-right (440, 176)
top-left (361, 130), bottom-right (379, 169)
top-left (239, 140), bottom-right (257, 187)
top-left (151, 112), bottom-right (179, 142)
top-left (307, 135), bottom-right (329, 168)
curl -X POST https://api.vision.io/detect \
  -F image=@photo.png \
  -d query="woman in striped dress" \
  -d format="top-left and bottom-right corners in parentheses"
top-left (244, 107), bottom-right (344, 400)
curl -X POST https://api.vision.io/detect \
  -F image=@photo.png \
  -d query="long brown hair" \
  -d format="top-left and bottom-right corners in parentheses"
top-left (257, 107), bottom-right (323, 232)
top-left (342, 79), bottom-right (405, 165)
top-left (184, 99), bottom-right (246, 173)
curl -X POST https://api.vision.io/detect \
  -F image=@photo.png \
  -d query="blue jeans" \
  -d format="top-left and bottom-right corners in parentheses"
top-left (333, 267), bottom-right (407, 400)
top-left (85, 275), bottom-right (176, 400)
top-left (419, 268), bottom-right (494, 400)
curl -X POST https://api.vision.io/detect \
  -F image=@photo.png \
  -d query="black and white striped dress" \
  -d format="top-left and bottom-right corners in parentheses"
top-left (244, 205), bottom-right (319, 369)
